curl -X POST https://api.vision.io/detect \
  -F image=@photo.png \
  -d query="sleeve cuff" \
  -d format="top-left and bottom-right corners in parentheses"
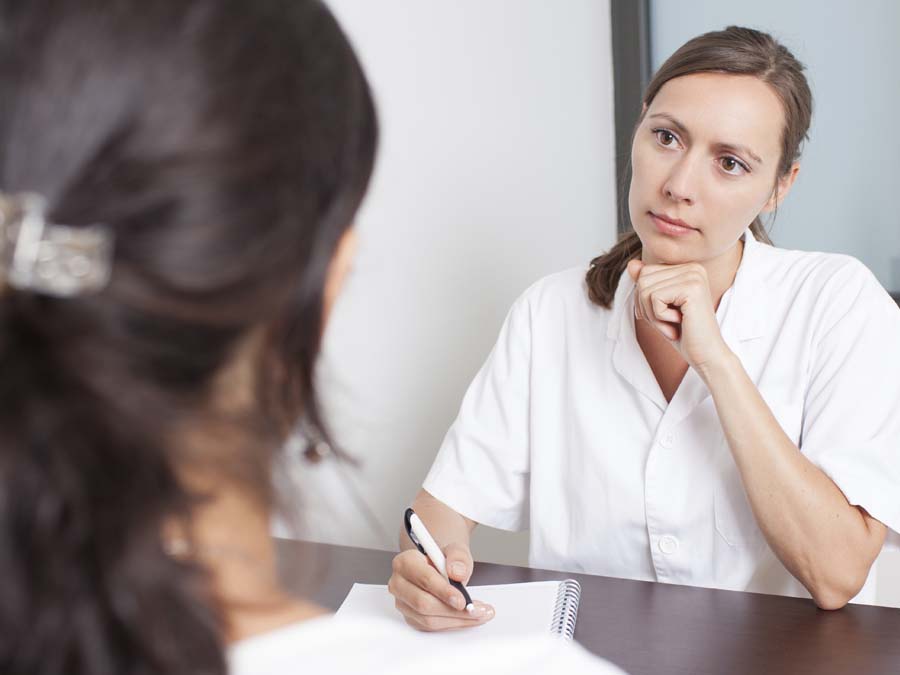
top-left (817, 454), bottom-right (900, 537)
top-left (422, 470), bottom-right (528, 533)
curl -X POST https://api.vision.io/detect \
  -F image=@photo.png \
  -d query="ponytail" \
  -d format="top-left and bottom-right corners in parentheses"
top-left (0, 0), bottom-right (378, 670)
top-left (585, 231), bottom-right (642, 308)
top-left (585, 217), bottom-right (772, 309)
top-left (0, 296), bottom-right (225, 675)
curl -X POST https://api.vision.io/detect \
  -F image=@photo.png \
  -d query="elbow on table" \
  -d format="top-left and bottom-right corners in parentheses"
top-left (811, 588), bottom-right (852, 611)
top-left (809, 542), bottom-right (883, 610)
top-left (810, 572), bottom-right (867, 611)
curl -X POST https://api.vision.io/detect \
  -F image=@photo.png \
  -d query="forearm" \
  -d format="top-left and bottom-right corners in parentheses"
top-left (399, 489), bottom-right (477, 552)
top-left (700, 352), bottom-right (884, 608)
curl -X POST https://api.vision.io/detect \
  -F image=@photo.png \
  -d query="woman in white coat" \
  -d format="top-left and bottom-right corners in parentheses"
top-left (389, 25), bottom-right (900, 631)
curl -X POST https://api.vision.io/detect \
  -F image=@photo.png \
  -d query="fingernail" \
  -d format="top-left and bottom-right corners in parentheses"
top-left (479, 605), bottom-right (495, 619)
top-left (450, 562), bottom-right (466, 578)
top-left (449, 594), bottom-right (464, 610)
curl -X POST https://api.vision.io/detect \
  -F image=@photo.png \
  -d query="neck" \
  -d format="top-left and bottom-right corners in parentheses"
top-left (170, 474), bottom-right (327, 643)
top-left (704, 237), bottom-right (745, 309)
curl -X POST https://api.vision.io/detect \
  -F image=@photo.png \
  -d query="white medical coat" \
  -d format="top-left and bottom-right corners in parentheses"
top-left (424, 232), bottom-right (900, 603)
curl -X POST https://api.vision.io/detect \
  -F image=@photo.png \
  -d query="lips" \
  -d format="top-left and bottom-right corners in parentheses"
top-left (650, 212), bottom-right (695, 230)
top-left (648, 211), bottom-right (698, 237)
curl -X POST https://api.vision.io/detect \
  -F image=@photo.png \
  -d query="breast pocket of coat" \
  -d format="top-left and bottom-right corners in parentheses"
top-left (714, 459), bottom-right (765, 549)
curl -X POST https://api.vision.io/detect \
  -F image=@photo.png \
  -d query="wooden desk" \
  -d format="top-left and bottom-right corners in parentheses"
top-left (277, 538), bottom-right (900, 675)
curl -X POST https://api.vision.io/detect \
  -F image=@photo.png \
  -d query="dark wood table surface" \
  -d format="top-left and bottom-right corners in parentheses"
top-left (277, 538), bottom-right (900, 675)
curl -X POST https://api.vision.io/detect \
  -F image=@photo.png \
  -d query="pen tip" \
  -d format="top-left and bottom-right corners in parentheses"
top-left (466, 603), bottom-right (475, 613)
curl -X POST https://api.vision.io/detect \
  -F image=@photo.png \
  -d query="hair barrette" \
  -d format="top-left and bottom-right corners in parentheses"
top-left (0, 192), bottom-right (113, 297)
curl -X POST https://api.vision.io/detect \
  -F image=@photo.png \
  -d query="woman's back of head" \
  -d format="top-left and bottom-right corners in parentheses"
top-left (0, 1), bottom-right (376, 673)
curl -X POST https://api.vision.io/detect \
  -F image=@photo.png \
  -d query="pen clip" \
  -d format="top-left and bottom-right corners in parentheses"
top-left (403, 507), bottom-right (426, 556)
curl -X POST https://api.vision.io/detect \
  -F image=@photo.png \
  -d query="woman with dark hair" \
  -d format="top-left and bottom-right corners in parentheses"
top-left (0, 1), bottom-right (621, 673)
top-left (391, 25), bottom-right (900, 631)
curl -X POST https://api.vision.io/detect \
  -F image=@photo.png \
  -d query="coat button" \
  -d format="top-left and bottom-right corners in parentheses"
top-left (658, 535), bottom-right (679, 555)
top-left (659, 432), bottom-right (675, 448)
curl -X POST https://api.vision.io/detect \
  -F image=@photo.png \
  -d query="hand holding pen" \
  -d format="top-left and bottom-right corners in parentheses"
top-left (388, 507), bottom-right (495, 631)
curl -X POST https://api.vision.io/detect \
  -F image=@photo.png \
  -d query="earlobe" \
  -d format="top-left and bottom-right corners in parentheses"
top-left (322, 228), bottom-right (358, 329)
top-left (760, 188), bottom-right (779, 215)
top-left (763, 163), bottom-right (801, 213)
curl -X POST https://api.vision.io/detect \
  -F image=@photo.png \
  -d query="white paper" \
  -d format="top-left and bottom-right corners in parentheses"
top-left (335, 581), bottom-right (563, 643)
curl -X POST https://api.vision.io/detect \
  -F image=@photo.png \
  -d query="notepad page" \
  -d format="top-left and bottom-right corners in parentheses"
top-left (336, 581), bottom-right (562, 642)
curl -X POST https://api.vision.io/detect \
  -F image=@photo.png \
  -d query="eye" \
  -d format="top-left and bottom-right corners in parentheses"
top-left (719, 156), bottom-right (749, 176)
top-left (652, 128), bottom-right (680, 148)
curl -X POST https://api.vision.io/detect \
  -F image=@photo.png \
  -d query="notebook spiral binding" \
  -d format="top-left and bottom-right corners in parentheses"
top-left (550, 579), bottom-right (582, 640)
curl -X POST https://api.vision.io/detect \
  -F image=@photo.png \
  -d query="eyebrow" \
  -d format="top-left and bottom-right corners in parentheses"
top-left (647, 112), bottom-right (764, 166)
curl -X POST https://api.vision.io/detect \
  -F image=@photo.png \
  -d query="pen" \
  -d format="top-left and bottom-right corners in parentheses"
top-left (403, 507), bottom-right (475, 612)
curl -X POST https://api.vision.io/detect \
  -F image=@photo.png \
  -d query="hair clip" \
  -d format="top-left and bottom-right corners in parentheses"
top-left (0, 192), bottom-right (113, 298)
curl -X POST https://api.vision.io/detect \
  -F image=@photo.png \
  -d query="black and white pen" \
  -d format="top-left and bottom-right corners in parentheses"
top-left (404, 507), bottom-right (475, 612)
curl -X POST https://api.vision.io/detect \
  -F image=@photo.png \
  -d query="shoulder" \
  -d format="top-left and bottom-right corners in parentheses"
top-left (518, 265), bottom-right (591, 303)
top-left (498, 265), bottom-right (612, 343)
top-left (229, 616), bottom-right (625, 675)
top-left (746, 241), bottom-right (900, 347)
top-left (754, 242), bottom-right (874, 291)
top-left (752, 243), bottom-right (890, 320)
top-left (508, 265), bottom-right (605, 322)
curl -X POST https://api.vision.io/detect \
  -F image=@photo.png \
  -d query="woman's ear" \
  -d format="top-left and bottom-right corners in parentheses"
top-left (762, 163), bottom-right (800, 213)
top-left (322, 228), bottom-right (358, 329)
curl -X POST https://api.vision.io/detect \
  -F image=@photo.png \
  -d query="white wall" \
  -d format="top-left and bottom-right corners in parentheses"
top-left (277, 1), bottom-right (617, 565)
top-left (649, 0), bottom-right (900, 607)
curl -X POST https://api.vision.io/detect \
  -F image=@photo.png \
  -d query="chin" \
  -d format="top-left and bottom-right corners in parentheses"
top-left (636, 230), bottom-right (703, 265)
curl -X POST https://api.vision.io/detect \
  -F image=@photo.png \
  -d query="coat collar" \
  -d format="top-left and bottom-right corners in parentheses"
top-left (727, 229), bottom-right (767, 343)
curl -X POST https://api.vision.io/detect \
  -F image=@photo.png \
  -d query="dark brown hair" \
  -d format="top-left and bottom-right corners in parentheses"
top-left (586, 25), bottom-right (813, 307)
top-left (0, 1), bottom-right (376, 673)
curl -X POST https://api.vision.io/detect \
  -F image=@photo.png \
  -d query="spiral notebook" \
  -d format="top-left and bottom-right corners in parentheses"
top-left (336, 579), bottom-right (581, 641)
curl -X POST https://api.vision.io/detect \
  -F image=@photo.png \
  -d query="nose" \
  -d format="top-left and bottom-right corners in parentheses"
top-left (662, 154), bottom-right (698, 205)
